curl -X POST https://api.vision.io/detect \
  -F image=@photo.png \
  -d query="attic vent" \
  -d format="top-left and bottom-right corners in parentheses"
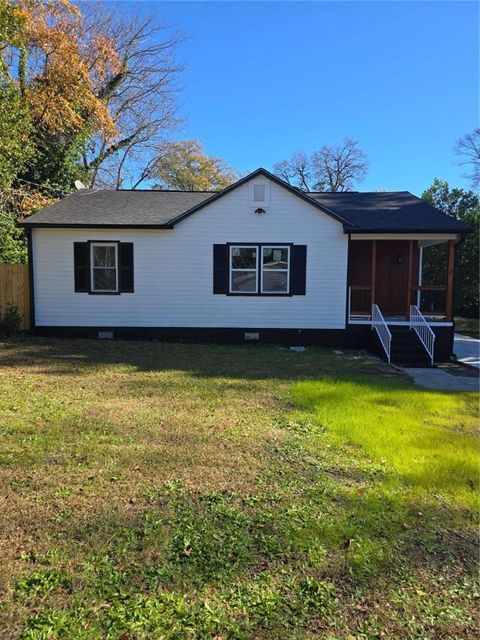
top-left (253, 184), bottom-right (266, 202)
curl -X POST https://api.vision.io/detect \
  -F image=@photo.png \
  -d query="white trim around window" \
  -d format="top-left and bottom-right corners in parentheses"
top-left (90, 242), bottom-right (119, 293)
top-left (228, 244), bottom-right (290, 295)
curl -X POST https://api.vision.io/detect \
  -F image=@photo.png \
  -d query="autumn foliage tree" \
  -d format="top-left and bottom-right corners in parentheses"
top-left (152, 140), bottom-right (238, 191)
top-left (0, 0), bottom-right (183, 260)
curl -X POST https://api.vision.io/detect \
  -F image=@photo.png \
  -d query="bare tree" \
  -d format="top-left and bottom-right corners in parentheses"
top-left (273, 151), bottom-right (313, 191)
top-left (311, 138), bottom-right (368, 191)
top-left (454, 129), bottom-right (480, 189)
top-left (80, 4), bottom-right (184, 189)
top-left (273, 139), bottom-right (368, 192)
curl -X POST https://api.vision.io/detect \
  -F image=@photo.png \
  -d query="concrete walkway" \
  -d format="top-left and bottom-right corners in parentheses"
top-left (403, 367), bottom-right (478, 392)
top-left (454, 332), bottom-right (480, 369)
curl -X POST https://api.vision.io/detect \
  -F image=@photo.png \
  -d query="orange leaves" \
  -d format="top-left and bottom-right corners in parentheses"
top-left (16, 0), bottom-right (117, 139)
top-left (16, 188), bottom-right (56, 219)
top-left (89, 35), bottom-right (122, 88)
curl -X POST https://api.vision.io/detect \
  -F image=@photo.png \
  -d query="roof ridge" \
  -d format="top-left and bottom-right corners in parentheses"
top-left (310, 190), bottom-right (411, 195)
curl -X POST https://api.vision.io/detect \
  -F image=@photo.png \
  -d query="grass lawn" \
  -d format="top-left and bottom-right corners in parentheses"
top-left (0, 339), bottom-right (478, 639)
top-left (455, 317), bottom-right (479, 339)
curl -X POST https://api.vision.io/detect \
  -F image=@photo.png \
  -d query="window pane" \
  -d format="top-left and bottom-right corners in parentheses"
top-left (93, 268), bottom-right (116, 291)
top-left (262, 271), bottom-right (288, 292)
top-left (231, 247), bottom-right (257, 269)
top-left (231, 270), bottom-right (257, 292)
top-left (93, 245), bottom-right (116, 268)
top-left (263, 247), bottom-right (288, 270)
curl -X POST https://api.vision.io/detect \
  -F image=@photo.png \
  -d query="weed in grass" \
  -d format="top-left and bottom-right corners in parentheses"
top-left (15, 570), bottom-right (71, 600)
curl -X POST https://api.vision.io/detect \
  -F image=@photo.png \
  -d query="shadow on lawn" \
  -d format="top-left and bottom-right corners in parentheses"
top-left (0, 336), bottom-right (406, 382)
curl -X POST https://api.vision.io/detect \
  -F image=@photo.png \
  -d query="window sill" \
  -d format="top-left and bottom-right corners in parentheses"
top-left (89, 291), bottom-right (122, 295)
top-left (226, 292), bottom-right (293, 297)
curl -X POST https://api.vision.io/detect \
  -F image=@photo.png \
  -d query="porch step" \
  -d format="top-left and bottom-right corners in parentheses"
top-left (389, 326), bottom-right (432, 367)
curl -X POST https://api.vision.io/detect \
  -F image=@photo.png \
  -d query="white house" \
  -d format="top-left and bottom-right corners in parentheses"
top-left (21, 168), bottom-right (468, 365)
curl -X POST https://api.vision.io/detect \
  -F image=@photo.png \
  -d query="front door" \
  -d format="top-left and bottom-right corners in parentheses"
top-left (375, 241), bottom-right (410, 316)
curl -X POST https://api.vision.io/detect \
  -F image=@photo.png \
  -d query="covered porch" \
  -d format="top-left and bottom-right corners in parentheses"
top-left (347, 234), bottom-right (457, 325)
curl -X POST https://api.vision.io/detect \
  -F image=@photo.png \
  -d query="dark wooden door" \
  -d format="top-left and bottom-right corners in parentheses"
top-left (375, 241), bottom-right (409, 315)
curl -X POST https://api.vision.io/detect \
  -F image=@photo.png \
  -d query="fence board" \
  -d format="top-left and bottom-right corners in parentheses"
top-left (0, 264), bottom-right (30, 330)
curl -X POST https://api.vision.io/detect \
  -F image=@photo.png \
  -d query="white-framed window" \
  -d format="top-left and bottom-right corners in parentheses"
top-left (90, 242), bottom-right (118, 292)
top-left (229, 244), bottom-right (290, 295)
top-left (230, 245), bottom-right (258, 293)
top-left (261, 246), bottom-right (290, 293)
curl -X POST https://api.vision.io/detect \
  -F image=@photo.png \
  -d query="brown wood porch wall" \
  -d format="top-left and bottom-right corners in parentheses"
top-left (0, 264), bottom-right (30, 330)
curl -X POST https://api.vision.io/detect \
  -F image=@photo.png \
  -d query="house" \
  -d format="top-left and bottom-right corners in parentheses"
top-left (20, 168), bottom-right (469, 365)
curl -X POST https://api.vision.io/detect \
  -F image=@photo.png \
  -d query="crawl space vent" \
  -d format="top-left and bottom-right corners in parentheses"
top-left (98, 331), bottom-right (114, 340)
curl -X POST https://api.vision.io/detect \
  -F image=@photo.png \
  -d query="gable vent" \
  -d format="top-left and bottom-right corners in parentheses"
top-left (253, 184), bottom-right (266, 202)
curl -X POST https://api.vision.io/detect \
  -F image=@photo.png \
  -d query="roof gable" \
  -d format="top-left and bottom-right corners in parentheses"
top-left (166, 168), bottom-right (350, 227)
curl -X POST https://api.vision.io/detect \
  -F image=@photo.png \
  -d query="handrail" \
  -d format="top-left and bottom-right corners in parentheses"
top-left (372, 304), bottom-right (392, 363)
top-left (410, 305), bottom-right (435, 365)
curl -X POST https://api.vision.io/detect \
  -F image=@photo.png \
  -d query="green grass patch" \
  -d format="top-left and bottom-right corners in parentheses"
top-left (0, 338), bottom-right (478, 639)
top-left (291, 376), bottom-right (479, 509)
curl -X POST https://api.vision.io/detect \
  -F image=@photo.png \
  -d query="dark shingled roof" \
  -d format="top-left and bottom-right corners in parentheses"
top-left (21, 189), bottom-right (214, 228)
top-left (308, 191), bottom-right (469, 234)
top-left (21, 168), bottom-right (469, 234)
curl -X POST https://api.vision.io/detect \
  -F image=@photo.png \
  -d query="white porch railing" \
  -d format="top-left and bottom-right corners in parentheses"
top-left (372, 304), bottom-right (392, 363)
top-left (410, 305), bottom-right (435, 365)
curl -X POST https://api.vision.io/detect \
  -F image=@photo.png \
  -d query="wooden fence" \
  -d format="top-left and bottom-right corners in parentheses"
top-left (0, 264), bottom-right (30, 330)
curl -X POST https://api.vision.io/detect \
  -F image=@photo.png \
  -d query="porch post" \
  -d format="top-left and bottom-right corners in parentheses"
top-left (417, 246), bottom-right (423, 307)
top-left (406, 240), bottom-right (413, 319)
top-left (371, 240), bottom-right (376, 310)
top-left (446, 239), bottom-right (455, 321)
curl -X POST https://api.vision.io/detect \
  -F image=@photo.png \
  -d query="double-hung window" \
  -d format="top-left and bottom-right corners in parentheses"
top-left (261, 246), bottom-right (289, 293)
top-left (230, 246), bottom-right (258, 293)
top-left (229, 244), bottom-right (290, 294)
top-left (90, 242), bottom-right (118, 293)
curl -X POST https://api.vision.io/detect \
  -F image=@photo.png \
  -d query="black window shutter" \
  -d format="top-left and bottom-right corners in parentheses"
top-left (119, 243), bottom-right (134, 292)
top-left (290, 245), bottom-right (307, 295)
top-left (73, 242), bottom-right (89, 292)
top-left (213, 244), bottom-right (228, 294)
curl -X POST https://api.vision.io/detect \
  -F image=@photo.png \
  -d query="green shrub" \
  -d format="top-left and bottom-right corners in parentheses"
top-left (0, 304), bottom-right (22, 337)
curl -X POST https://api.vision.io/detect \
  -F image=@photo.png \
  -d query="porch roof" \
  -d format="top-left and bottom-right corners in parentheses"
top-left (309, 191), bottom-right (469, 234)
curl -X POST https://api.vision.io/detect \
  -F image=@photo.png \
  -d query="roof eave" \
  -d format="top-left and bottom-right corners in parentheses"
top-left (346, 228), bottom-right (468, 235)
top-left (18, 222), bottom-right (175, 229)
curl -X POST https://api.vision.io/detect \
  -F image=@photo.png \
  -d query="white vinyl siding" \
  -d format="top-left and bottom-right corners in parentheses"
top-left (32, 178), bottom-right (348, 329)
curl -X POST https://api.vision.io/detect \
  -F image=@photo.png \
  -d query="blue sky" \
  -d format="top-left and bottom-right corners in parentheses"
top-left (121, 1), bottom-right (477, 194)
